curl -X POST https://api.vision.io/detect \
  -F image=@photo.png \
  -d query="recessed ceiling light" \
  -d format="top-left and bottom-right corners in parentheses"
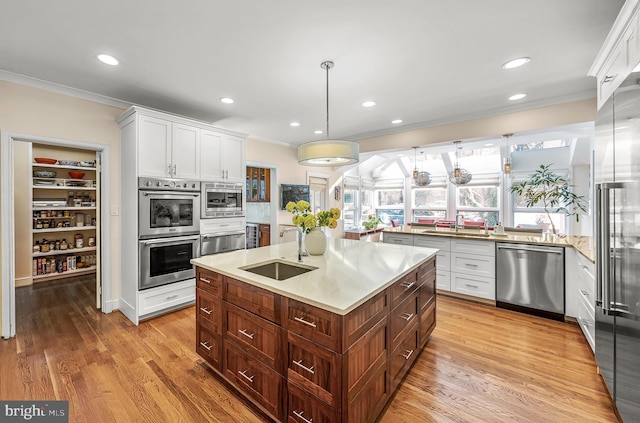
top-left (362, 101), bottom-right (377, 108)
top-left (290, 122), bottom-right (300, 127)
top-left (502, 57), bottom-right (531, 69)
top-left (314, 130), bottom-right (323, 134)
top-left (391, 119), bottom-right (403, 124)
top-left (509, 93), bottom-right (527, 101)
top-left (220, 97), bottom-right (234, 104)
top-left (97, 54), bottom-right (119, 66)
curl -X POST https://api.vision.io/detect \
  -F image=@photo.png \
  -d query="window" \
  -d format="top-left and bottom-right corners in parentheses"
top-left (375, 188), bottom-right (404, 224)
top-left (456, 184), bottom-right (499, 226)
top-left (512, 192), bottom-right (566, 233)
top-left (412, 185), bottom-right (447, 222)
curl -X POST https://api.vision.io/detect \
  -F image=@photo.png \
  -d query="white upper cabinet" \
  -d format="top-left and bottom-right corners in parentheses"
top-left (590, 1), bottom-right (640, 109)
top-left (200, 130), bottom-right (245, 183)
top-left (139, 115), bottom-right (172, 178)
top-left (171, 123), bottom-right (200, 179)
top-left (127, 107), bottom-right (245, 180)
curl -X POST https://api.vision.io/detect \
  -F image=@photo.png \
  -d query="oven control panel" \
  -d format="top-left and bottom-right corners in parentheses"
top-left (139, 177), bottom-right (200, 192)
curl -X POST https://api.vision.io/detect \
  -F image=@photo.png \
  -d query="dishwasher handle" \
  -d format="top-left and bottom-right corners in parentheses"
top-left (496, 243), bottom-right (563, 254)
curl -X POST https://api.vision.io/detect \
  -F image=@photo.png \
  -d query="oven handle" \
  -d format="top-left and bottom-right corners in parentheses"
top-left (202, 230), bottom-right (245, 239)
top-left (141, 191), bottom-right (200, 197)
top-left (141, 235), bottom-right (201, 245)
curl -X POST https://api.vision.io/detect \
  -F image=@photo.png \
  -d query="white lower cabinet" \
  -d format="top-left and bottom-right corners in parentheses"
top-left (577, 288), bottom-right (595, 352)
top-left (138, 279), bottom-right (196, 319)
top-left (451, 273), bottom-right (495, 300)
top-left (382, 232), bottom-right (414, 246)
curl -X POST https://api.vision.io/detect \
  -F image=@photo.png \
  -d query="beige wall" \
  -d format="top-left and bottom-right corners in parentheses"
top-left (0, 81), bottom-right (125, 323)
top-left (359, 98), bottom-right (596, 153)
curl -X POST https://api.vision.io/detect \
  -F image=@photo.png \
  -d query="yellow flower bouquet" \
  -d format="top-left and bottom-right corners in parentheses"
top-left (285, 200), bottom-right (341, 234)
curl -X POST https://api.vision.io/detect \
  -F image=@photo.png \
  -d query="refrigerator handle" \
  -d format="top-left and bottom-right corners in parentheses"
top-left (596, 184), bottom-right (610, 312)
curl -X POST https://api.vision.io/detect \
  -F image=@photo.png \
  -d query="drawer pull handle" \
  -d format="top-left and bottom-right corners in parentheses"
top-left (465, 283), bottom-right (479, 289)
top-left (199, 341), bottom-right (212, 351)
top-left (200, 277), bottom-right (212, 284)
top-left (580, 289), bottom-right (590, 297)
top-left (293, 359), bottom-right (315, 374)
top-left (602, 75), bottom-right (615, 83)
top-left (292, 410), bottom-right (313, 423)
top-left (464, 263), bottom-right (478, 268)
top-left (238, 369), bottom-right (255, 383)
top-left (402, 349), bottom-right (414, 360)
top-left (579, 318), bottom-right (592, 328)
top-left (238, 329), bottom-right (255, 340)
top-left (400, 281), bottom-right (416, 289)
top-left (294, 316), bottom-right (317, 328)
top-left (199, 307), bottom-right (212, 315)
top-left (166, 294), bottom-right (179, 300)
top-left (581, 265), bottom-right (589, 270)
top-left (399, 312), bottom-right (414, 321)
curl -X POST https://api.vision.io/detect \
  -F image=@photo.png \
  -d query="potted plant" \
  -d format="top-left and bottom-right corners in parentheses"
top-left (362, 214), bottom-right (381, 230)
top-left (509, 164), bottom-right (588, 234)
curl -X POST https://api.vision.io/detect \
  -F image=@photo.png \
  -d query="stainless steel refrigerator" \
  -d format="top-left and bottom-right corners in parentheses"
top-left (594, 70), bottom-right (640, 422)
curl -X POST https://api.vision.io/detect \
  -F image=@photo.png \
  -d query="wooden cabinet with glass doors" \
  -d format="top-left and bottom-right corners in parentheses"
top-left (246, 166), bottom-right (270, 202)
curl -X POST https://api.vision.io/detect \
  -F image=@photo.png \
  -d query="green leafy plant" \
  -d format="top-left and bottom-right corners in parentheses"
top-left (362, 214), bottom-right (381, 230)
top-left (509, 164), bottom-right (588, 234)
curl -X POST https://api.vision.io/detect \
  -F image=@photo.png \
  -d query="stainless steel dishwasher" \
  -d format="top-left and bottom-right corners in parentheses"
top-left (496, 243), bottom-right (565, 321)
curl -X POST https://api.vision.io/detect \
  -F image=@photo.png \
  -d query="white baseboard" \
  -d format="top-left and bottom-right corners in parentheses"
top-left (15, 276), bottom-right (32, 288)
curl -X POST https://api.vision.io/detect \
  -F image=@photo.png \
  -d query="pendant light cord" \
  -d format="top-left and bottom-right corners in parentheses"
top-left (326, 63), bottom-right (330, 139)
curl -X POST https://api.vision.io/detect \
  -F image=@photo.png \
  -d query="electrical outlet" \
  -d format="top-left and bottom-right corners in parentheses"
top-left (110, 205), bottom-right (119, 216)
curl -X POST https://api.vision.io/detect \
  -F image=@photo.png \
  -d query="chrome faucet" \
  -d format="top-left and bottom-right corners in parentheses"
top-left (454, 213), bottom-right (465, 231)
top-left (280, 226), bottom-right (308, 262)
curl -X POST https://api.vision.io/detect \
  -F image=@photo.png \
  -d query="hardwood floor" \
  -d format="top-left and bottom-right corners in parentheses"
top-left (0, 277), bottom-right (618, 422)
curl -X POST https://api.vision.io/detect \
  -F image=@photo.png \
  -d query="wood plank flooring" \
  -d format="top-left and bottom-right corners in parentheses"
top-left (0, 277), bottom-right (618, 422)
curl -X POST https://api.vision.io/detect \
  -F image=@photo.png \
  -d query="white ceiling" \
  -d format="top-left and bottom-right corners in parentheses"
top-left (0, 1), bottom-right (623, 147)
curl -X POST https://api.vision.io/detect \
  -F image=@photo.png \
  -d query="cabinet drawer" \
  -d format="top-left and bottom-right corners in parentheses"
top-left (288, 382), bottom-right (340, 423)
top-left (414, 235), bottom-right (451, 250)
top-left (389, 270), bottom-right (419, 309)
top-left (451, 252), bottom-right (495, 278)
top-left (287, 332), bottom-right (341, 409)
top-left (138, 280), bottom-right (195, 318)
top-left (577, 253), bottom-right (595, 303)
top-left (196, 288), bottom-right (223, 334)
top-left (418, 258), bottom-right (436, 285)
top-left (283, 297), bottom-right (341, 352)
top-left (451, 273), bottom-right (495, 300)
top-left (225, 302), bottom-right (283, 373)
top-left (419, 300), bottom-right (436, 347)
top-left (577, 290), bottom-right (595, 352)
top-left (382, 232), bottom-right (413, 245)
top-left (223, 341), bottom-right (284, 421)
top-left (436, 271), bottom-right (451, 291)
top-left (451, 238), bottom-right (495, 256)
top-left (196, 267), bottom-right (222, 297)
top-left (343, 317), bottom-right (387, 401)
top-left (196, 321), bottom-right (222, 371)
top-left (389, 322), bottom-right (419, 393)
top-left (418, 275), bottom-right (435, 312)
top-left (345, 357), bottom-right (389, 423)
top-left (598, 41), bottom-right (627, 108)
top-left (225, 277), bottom-right (279, 323)
top-left (435, 250), bottom-right (451, 271)
top-left (389, 292), bottom-right (419, 352)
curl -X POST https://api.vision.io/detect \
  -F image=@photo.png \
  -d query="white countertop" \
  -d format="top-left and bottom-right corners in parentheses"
top-left (192, 238), bottom-right (438, 315)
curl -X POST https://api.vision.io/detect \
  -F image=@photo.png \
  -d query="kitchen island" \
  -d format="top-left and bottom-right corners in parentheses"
top-left (191, 238), bottom-right (438, 423)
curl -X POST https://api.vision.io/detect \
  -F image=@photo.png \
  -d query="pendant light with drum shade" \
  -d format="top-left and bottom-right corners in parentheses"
top-left (297, 61), bottom-right (359, 166)
top-left (414, 150), bottom-right (431, 186)
top-left (503, 133), bottom-right (513, 175)
top-left (448, 140), bottom-right (472, 185)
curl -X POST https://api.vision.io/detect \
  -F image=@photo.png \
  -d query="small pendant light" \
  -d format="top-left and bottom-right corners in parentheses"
top-left (503, 133), bottom-right (513, 174)
top-left (449, 140), bottom-right (472, 185)
top-left (412, 147), bottom-right (419, 180)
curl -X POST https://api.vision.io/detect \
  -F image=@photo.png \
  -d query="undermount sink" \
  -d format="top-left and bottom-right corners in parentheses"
top-left (421, 229), bottom-right (491, 237)
top-left (240, 260), bottom-right (317, 281)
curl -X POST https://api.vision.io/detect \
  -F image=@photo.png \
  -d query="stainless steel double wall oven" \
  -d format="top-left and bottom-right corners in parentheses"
top-left (138, 177), bottom-right (201, 290)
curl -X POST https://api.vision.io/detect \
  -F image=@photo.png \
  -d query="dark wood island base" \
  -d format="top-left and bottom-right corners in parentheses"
top-left (195, 256), bottom-right (436, 423)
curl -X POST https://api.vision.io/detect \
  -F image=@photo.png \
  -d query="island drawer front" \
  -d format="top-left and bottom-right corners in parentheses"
top-left (418, 273), bottom-right (435, 313)
top-left (389, 323), bottom-right (419, 393)
top-left (345, 359), bottom-right (389, 423)
top-left (343, 317), bottom-right (388, 401)
top-left (342, 289), bottom-right (388, 351)
top-left (382, 232), bottom-right (413, 245)
top-left (418, 260), bottom-right (436, 288)
top-left (451, 252), bottom-right (495, 278)
top-left (283, 298), bottom-right (341, 352)
top-left (196, 321), bottom-right (222, 371)
top-left (389, 270), bottom-right (420, 309)
top-left (436, 271), bottom-right (451, 291)
top-left (225, 277), bottom-right (279, 324)
top-left (389, 292), bottom-right (419, 352)
top-left (414, 235), bottom-right (451, 250)
top-left (287, 332), bottom-right (342, 409)
top-left (223, 341), bottom-right (284, 421)
top-left (196, 288), bottom-right (223, 335)
top-left (196, 267), bottom-right (223, 297)
top-left (451, 238), bottom-right (495, 256)
top-left (288, 382), bottom-right (340, 423)
top-left (138, 280), bottom-right (195, 318)
top-left (451, 273), bottom-right (495, 300)
top-left (225, 302), bottom-right (283, 373)
top-left (419, 300), bottom-right (436, 347)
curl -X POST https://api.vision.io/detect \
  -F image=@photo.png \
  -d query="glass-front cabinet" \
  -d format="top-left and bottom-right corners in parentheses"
top-left (246, 166), bottom-right (270, 202)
